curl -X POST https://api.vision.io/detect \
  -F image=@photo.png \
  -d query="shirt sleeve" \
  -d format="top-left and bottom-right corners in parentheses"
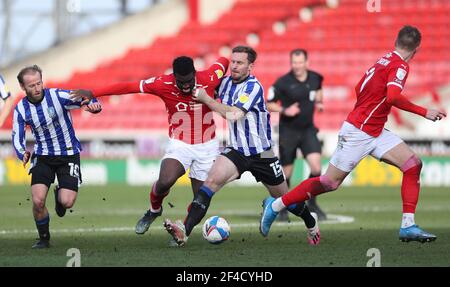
top-left (316, 73), bottom-right (324, 90)
top-left (57, 89), bottom-right (85, 110)
top-left (207, 57), bottom-right (229, 83)
top-left (234, 81), bottom-right (263, 113)
top-left (386, 85), bottom-right (427, 117)
top-left (0, 75), bottom-right (11, 100)
top-left (93, 82), bottom-right (141, 97)
top-left (140, 76), bottom-right (165, 96)
top-left (387, 63), bottom-right (409, 90)
top-left (12, 107), bottom-right (26, 161)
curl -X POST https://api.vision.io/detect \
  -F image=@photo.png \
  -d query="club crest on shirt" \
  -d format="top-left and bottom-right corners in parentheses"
top-left (175, 102), bottom-right (188, 112)
top-left (238, 93), bottom-right (249, 104)
top-left (47, 107), bottom-right (57, 119)
top-left (396, 68), bottom-right (406, 80)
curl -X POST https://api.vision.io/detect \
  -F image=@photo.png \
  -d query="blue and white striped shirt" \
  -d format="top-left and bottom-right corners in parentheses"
top-left (218, 75), bottom-right (272, 156)
top-left (12, 88), bottom-right (96, 161)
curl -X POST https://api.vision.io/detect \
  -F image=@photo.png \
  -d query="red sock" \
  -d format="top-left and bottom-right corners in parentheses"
top-left (183, 203), bottom-right (192, 225)
top-left (281, 177), bottom-right (328, 207)
top-left (401, 157), bottom-right (422, 213)
top-left (150, 183), bottom-right (169, 211)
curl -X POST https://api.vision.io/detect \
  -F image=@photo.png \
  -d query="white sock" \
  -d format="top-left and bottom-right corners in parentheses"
top-left (401, 213), bottom-right (415, 228)
top-left (150, 207), bottom-right (161, 213)
top-left (271, 198), bottom-right (286, 212)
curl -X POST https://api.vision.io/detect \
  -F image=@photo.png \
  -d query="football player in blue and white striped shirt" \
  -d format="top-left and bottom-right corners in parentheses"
top-left (164, 46), bottom-right (320, 247)
top-left (0, 74), bottom-right (14, 128)
top-left (12, 65), bottom-right (102, 249)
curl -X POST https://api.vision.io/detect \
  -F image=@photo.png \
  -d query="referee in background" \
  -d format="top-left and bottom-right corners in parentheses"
top-left (267, 48), bottom-right (327, 221)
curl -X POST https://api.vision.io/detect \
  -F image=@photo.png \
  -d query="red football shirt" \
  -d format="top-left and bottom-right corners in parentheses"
top-left (346, 51), bottom-right (409, 137)
top-left (140, 57), bottom-right (228, 144)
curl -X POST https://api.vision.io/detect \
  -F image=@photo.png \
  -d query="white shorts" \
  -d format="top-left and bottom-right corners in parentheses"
top-left (329, 121), bottom-right (404, 172)
top-left (162, 138), bottom-right (219, 181)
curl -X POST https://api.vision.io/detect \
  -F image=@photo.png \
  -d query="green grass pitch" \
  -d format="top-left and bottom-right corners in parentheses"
top-left (0, 184), bottom-right (449, 267)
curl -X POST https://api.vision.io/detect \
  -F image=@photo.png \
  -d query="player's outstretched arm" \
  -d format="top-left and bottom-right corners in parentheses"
top-left (386, 85), bottom-right (427, 116)
top-left (193, 88), bottom-right (245, 121)
top-left (386, 86), bottom-right (446, 122)
top-left (70, 82), bottom-right (141, 105)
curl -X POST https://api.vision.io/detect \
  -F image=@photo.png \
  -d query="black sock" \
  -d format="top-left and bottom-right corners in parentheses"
top-left (287, 203), bottom-right (315, 228)
top-left (35, 214), bottom-right (50, 241)
top-left (184, 185), bottom-right (214, 236)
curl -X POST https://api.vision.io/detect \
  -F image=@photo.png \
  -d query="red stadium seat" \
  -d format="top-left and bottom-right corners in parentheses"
top-left (37, 0), bottom-right (448, 133)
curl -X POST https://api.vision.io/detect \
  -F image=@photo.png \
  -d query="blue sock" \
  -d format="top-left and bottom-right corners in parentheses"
top-left (35, 214), bottom-right (50, 240)
top-left (199, 185), bottom-right (215, 198)
top-left (287, 203), bottom-right (297, 211)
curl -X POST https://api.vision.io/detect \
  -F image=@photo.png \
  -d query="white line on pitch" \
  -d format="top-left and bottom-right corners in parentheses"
top-left (0, 214), bottom-right (354, 235)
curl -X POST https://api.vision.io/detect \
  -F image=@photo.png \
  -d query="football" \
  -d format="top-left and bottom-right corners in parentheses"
top-left (202, 216), bottom-right (230, 244)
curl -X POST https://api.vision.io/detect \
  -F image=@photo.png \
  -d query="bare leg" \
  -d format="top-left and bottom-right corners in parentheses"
top-left (31, 184), bottom-right (51, 245)
top-left (183, 155), bottom-right (240, 236)
top-left (135, 158), bottom-right (185, 235)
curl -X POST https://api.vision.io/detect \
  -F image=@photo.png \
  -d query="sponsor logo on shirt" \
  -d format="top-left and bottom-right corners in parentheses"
top-left (396, 68), bottom-right (407, 80)
top-left (215, 69), bottom-right (224, 79)
top-left (238, 93), bottom-right (249, 104)
top-left (377, 58), bottom-right (390, 66)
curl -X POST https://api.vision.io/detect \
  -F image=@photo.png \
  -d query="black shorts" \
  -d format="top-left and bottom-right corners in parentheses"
top-left (279, 125), bottom-right (322, 166)
top-left (29, 153), bottom-right (82, 192)
top-left (221, 148), bottom-right (285, 186)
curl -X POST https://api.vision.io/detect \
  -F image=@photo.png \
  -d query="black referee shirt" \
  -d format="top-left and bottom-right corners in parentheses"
top-left (268, 70), bottom-right (323, 130)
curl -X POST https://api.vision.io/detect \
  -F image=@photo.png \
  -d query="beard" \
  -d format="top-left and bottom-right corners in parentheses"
top-left (26, 89), bottom-right (44, 103)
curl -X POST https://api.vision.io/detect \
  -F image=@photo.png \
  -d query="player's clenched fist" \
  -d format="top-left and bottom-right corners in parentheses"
top-left (23, 151), bottom-right (31, 168)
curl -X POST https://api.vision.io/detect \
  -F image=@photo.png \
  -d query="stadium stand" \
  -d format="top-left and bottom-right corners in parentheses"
top-left (3, 0), bottom-right (448, 133)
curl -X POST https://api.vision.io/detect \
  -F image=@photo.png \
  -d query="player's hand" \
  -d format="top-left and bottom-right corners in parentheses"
top-left (23, 151), bottom-right (31, 168)
top-left (192, 88), bottom-right (211, 104)
top-left (82, 102), bottom-right (102, 114)
top-left (283, 103), bottom-right (300, 117)
top-left (425, 109), bottom-right (447, 122)
top-left (70, 89), bottom-right (94, 106)
top-left (316, 102), bottom-right (324, 112)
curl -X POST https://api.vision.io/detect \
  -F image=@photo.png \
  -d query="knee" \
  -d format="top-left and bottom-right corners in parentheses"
top-left (203, 177), bottom-right (220, 192)
top-left (60, 192), bottom-right (77, 208)
top-left (32, 198), bottom-right (46, 211)
top-left (401, 155), bottom-right (422, 173)
top-left (61, 198), bottom-right (75, 209)
top-left (155, 178), bottom-right (176, 192)
top-left (319, 175), bottom-right (340, 191)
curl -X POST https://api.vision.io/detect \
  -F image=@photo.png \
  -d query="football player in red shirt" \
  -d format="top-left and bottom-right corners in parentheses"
top-left (70, 56), bottom-right (228, 236)
top-left (260, 25), bottom-right (446, 243)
